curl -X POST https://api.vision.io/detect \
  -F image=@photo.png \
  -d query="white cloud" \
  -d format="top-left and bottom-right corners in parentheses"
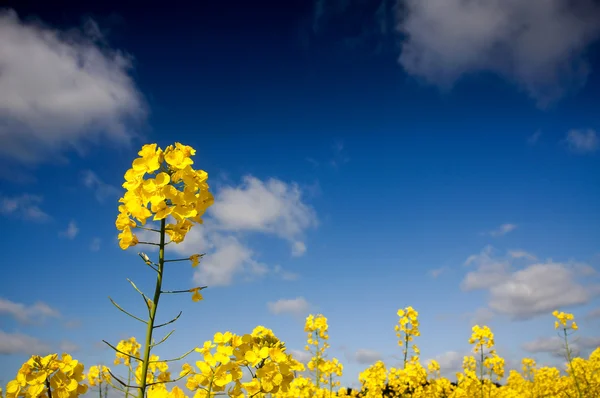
top-left (60, 220), bottom-right (79, 239)
top-left (0, 330), bottom-right (50, 355)
top-left (461, 247), bottom-right (599, 319)
top-left (272, 265), bottom-right (299, 281)
top-left (353, 349), bottom-right (382, 364)
top-left (81, 170), bottom-right (121, 202)
top-left (0, 9), bottom-right (146, 166)
top-left (429, 351), bottom-right (464, 379)
top-left (210, 176), bottom-right (317, 256)
top-left (0, 297), bottom-right (60, 324)
top-left (522, 336), bottom-right (600, 358)
top-left (291, 241), bottom-right (307, 257)
top-left (289, 349), bottom-right (312, 364)
top-left (141, 175), bottom-right (317, 287)
top-left (488, 263), bottom-right (593, 319)
top-left (90, 237), bottom-right (101, 252)
top-left (192, 234), bottom-right (264, 287)
top-left (267, 297), bottom-right (310, 316)
top-left (508, 250), bottom-right (537, 261)
top-left (565, 129), bottom-right (599, 154)
top-left (0, 193), bottom-right (50, 221)
top-left (397, 0), bottom-right (600, 107)
top-left (487, 223), bottom-right (518, 237)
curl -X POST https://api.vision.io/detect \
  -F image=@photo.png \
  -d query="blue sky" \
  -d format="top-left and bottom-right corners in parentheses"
top-left (1, 0), bottom-right (600, 391)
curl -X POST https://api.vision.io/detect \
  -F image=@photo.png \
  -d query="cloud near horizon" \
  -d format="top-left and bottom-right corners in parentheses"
top-left (461, 246), bottom-right (600, 320)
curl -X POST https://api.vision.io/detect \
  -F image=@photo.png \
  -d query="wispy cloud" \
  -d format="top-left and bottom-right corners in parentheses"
top-left (58, 341), bottom-right (80, 353)
top-left (81, 170), bottom-right (121, 202)
top-left (565, 129), bottom-right (599, 154)
top-left (330, 140), bottom-right (350, 169)
top-left (528, 130), bottom-right (542, 145)
top-left (351, 349), bottom-right (382, 365)
top-left (523, 335), bottom-right (600, 358)
top-left (485, 223), bottom-right (517, 237)
top-left (585, 307), bottom-right (600, 320)
top-left (0, 193), bottom-right (50, 222)
top-left (59, 220), bottom-right (79, 239)
top-left (272, 265), bottom-right (299, 281)
top-left (90, 237), bottom-right (101, 251)
top-left (0, 9), bottom-right (147, 166)
top-left (397, 0), bottom-right (600, 108)
top-left (267, 297), bottom-right (310, 316)
top-left (0, 297), bottom-right (61, 324)
top-left (0, 330), bottom-right (50, 355)
top-left (428, 266), bottom-right (448, 278)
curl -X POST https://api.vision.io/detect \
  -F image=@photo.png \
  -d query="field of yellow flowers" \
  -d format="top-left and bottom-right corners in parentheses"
top-left (2, 143), bottom-right (599, 398)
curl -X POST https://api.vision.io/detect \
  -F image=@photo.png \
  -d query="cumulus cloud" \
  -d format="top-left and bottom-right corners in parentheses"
top-left (0, 330), bottom-right (50, 355)
top-left (565, 129), bottom-right (599, 154)
top-left (0, 9), bottom-right (146, 166)
top-left (352, 349), bottom-right (382, 364)
top-left (267, 297), bottom-right (310, 316)
top-left (210, 176), bottom-right (317, 255)
top-left (461, 247), bottom-right (600, 319)
top-left (81, 170), bottom-right (121, 202)
top-left (0, 193), bottom-right (50, 221)
top-left (141, 175), bottom-right (317, 286)
top-left (0, 297), bottom-right (60, 324)
top-left (60, 220), bottom-right (79, 239)
top-left (397, 0), bottom-right (600, 107)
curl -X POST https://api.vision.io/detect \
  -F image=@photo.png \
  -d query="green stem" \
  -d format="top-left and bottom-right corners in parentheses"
top-left (46, 379), bottom-right (53, 398)
top-left (126, 364), bottom-right (132, 398)
top-left (137, 218), bottom-right (166, 398)
top-left (564, 328), bottom-right (583, 398)
top-left (480, 346), bottom-right (484, 398)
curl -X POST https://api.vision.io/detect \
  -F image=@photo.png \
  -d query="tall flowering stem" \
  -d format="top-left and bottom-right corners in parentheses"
top-left (137, 218), bottom-right (166, 397)
top-left (111, 142), bottom-right (214, 398)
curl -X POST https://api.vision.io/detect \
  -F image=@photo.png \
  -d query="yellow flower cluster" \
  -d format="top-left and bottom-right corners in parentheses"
top-left (183, 327), bottom-right (303, 397)
top-left (116, 143), bottom-right (214, 249)
top-left (5, 354), bottom-right (88, 398)
top-left (282, 314), bottom-right (344, 398)
top-left (468, 324), bottom-right (495, 353)
top-left (395, 306), bottom-right (421, 365)
top-left (553, 310), bottom-right (578, 330)
top-left (114, 336), bottom-right (141, 366)
top-left (86, 365), bottom-right (110, 387)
